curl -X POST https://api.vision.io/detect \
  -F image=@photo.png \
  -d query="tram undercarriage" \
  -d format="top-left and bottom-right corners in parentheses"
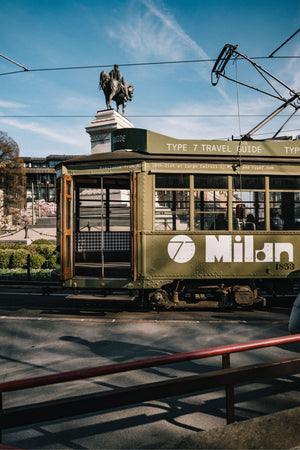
top-left (143, 281), bottom-right (267, 310)
top-left (143, 276), bottom-right (300, 310)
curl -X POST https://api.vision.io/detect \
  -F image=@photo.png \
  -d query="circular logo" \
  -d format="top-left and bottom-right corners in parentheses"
top-left (167, 235), bottom-right (195, 264)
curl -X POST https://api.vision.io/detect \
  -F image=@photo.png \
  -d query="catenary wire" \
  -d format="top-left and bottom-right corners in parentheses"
top-left (0, 55), bottom-right (300, 76)
top-left (217, 128), bottom-right (300, 140)
top-left (0, 114), bottom-right (297, 118)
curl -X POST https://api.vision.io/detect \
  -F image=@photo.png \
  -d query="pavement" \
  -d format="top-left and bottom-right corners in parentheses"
top-left (0, 220), bottom-right (56, 244)
top-left (158, 406), bottom-right (300, 449)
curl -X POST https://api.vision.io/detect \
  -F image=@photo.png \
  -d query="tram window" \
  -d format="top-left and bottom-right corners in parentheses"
top-left (194, 190), bottom-right (228, 230)
top-left (155, 174), bottom-right (189, 189)
top-left (270, 192), bottom-right (300, 230)
top-left (232, 191), bottom-right (265, 230)
top-left (270, 176), bottom-right (300, 190)
top-left (78, 186), bottom-right (130, 232)
top-left (66, 235), bottom-right (71, 268)
top-left (233, 175), bottom-right (264, 190)
top-left (194, 175), bottom-right (227, 189)
top-left (66, 198), bottom-right (72, 230)
top-left (109, 189), bottom-right (131, 231)
top-left (155, 191), bottom-right (189, 231)
top-left (56, 178), bottom-right (61, 231)
top-left (66, 180), bottom-right (72, 196)
top-left (78, 188), bottom-right (105, 231)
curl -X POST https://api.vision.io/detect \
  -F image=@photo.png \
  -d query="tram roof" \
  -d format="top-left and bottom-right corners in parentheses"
top-left (58, 128), bottom-right (300, 168)
top-left (110, 128), bottom-right (300, 158)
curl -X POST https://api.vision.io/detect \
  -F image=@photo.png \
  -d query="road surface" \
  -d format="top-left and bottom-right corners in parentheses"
top-left (0, 291), bottom-right (298, 449)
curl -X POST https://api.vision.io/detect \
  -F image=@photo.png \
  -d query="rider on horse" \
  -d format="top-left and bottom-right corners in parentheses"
top-left (99, 65), bottom-right (134, 114)
top-left (109, 65), bottom-right (126, 96)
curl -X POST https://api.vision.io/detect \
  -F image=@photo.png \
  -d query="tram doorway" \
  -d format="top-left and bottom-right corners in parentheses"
top-left (74, 174), bottom-right (135, 279)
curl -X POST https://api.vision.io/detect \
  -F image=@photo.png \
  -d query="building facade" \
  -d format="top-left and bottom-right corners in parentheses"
top-left (23, 155), bottom-right (77, 204)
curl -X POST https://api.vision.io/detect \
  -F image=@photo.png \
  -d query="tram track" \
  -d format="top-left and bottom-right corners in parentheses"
top-left (0, 290), bottom-right (293, 323)
top-left (0, 311), bottom-right (288, 323)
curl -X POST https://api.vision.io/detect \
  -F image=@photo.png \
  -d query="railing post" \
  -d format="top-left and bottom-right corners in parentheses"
top-left (222, 353), bottom-right (235, 424)
top-left (27, 253), bottom-right (31, 281)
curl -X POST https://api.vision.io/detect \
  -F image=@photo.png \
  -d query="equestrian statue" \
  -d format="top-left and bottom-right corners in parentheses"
top-left (99, 65), bottom-right (134, 114)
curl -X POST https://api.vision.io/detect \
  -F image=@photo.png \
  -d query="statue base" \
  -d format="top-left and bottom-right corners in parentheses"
top-left (85, 109), bottom-right (134, 154)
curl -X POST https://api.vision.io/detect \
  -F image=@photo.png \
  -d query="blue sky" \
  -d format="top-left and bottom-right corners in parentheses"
top-left (1, 0), bottom-right (300, 157)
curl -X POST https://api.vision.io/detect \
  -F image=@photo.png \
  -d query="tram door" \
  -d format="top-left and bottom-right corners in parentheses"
top-left (61, 175), bottom-right (73, 281)
top-left (74, 174), bottom-right (135, 279)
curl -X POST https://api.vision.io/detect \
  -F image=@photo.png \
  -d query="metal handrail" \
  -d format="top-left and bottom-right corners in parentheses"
top-left (0, 334), bottom-right (299, 393)
top-left (0, 333), bottom-right (299, 444)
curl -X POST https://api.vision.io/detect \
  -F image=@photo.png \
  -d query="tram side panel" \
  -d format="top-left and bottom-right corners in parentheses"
top-left (136, 172), bottom-right (300, 297)
top-left (142, 233), bottom-right (300, 283)
top-left (136, 171), bottom-right (155, 282)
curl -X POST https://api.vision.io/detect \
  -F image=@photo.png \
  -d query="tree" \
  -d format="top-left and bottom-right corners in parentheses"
top-left (20, 199), bottom-right (56, 225)
top-left (0, 131), bottom-right (26, 228)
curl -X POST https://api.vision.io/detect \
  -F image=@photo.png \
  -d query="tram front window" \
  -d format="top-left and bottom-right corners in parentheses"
top-left (75, 176), bottom-right (131, 278)
top-left (78, 186), bottom-right (130, 232)
top-left (78, 188), bottom-right (104, 231)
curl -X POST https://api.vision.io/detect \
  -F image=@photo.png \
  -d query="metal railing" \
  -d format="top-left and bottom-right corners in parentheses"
top-left (0, 334), bottom-right (299, 443)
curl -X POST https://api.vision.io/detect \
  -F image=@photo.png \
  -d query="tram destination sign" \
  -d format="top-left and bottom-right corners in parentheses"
top-left (111, 128), bottom-right (300, 158)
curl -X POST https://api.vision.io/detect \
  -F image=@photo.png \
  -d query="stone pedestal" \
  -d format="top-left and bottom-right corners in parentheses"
top-left (85, 109), bottom-right (134, 154)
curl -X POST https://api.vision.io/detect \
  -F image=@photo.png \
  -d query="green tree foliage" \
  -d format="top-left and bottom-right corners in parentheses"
top-left (0, 131), bottom-right (26, 227)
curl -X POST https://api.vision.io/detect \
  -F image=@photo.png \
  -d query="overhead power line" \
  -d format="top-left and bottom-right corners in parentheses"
top-left (1, 55), bottom-right (300, 76)
top-left (0, 114), bottom-right (298, 118)
top-left (217, 128), bottom-right (300, 140)
top-left (269, 28), bottom-right (300, 57)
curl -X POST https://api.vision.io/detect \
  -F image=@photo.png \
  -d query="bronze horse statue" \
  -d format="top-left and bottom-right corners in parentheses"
top-left (99, 71), bottom-right (134, 114)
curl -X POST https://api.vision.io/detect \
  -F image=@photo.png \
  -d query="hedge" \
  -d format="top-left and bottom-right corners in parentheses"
top-left (0, 250), bottom-right (13, 269)
top-left (29, 244), bottom-right (55, 259)
top-left (30, 254), bottom-right (46, 269)
top-left (0, 240), bottom-right (56, 269)
top-left (10, 249), bottom-right (29, 269)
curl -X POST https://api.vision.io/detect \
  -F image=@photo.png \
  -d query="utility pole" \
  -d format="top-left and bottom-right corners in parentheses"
top-left (31, 183), bottom-right (35, 225)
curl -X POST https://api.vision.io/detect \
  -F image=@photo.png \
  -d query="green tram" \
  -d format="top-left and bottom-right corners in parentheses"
top-left (56, 128), bottom-right (300, 308)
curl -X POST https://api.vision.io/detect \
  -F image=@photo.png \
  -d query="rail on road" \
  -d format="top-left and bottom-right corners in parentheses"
top-left (0, 334), bottom-right (299, 444)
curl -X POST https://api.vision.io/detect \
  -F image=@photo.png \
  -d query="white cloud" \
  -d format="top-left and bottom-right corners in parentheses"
top-left (0, 99), bottom-right (28, 108)
top-left (107, 0), bottom-right (229, 102)
top-left (278, 42), bottom-right (300, 92)
top-left (141, 0), bottom-right (210, 60)
top-left (0, 117), bottom-right (86, 146)
top-left (58, 95), bottom-right (97, 113)
top-left (135, 95), bottom-right (297, 140)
